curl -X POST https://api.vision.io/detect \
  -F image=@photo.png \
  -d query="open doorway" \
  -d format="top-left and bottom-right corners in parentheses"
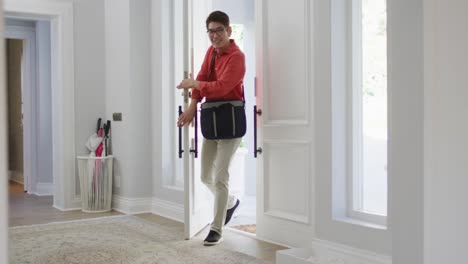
top-left (194, 0), bottom-right (257, 235)
top-left (6, 38), bottom-right (25, 193)
top-left (5, 0), bottom-right (77, 211)
top-left (167, 0), bottom-right (258, 238)
top-left (5, 18), bottom-right (53, 197)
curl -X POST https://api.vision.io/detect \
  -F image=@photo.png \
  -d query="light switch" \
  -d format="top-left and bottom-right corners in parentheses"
top-left (113, 113), bottom-right (122, 121)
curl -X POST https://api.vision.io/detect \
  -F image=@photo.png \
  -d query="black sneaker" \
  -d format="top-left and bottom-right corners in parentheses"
top-left (225, 199), bottom-right (240, 225)
top-left (203, 230), bottom-right (223, 246)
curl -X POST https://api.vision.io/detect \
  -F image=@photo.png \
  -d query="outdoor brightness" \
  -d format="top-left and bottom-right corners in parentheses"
top-left (361, 0), bottom-right (387, 215)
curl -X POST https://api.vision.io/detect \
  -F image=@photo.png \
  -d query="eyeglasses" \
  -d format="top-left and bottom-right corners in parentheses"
top-left (206, 27), bottom-right (226, 36)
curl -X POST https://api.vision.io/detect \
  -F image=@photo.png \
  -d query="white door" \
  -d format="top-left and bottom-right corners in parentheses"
top-left (255, 0), bottom-right (316, 246)
top-left (182, 0), bottom-right (213, 239)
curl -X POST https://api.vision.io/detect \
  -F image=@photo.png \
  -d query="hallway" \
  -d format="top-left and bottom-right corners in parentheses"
top-left (8, 181), bottom-right (122, 227)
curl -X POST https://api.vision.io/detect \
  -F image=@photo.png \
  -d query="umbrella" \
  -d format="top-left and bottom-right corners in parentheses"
top-left (82, 118), bottom-right (112, 211)
top-left (104, 120), bottom-right (111, 156)
top-left (84, 132), bottom-right (103, 156)
top-left (84, 124), bottom-right (104, 209)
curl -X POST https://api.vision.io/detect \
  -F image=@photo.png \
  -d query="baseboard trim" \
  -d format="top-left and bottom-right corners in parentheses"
top-left (112, 195), bottom-right (153, 215)
top-left (59, 195), bottom-right (183, 222)
top-left (34, 182), bottom-right (53, 196)
top-left (53, 205), bottom-right (82, 212)
top-left (313, 239), bottom-right (391, 264)
top-left (152, 198), bottom-right (183, 223)
top-left (277, 239), bottom-right (391, 264)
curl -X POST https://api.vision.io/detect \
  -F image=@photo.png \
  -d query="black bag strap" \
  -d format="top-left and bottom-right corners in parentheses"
top-left (242, 85), bottom-right (245, 103)
top-left (207, 49), bottom-right (245, 103)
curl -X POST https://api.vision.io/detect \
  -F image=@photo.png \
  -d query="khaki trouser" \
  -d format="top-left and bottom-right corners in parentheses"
top-left (201, 137), bottom-right (242, 235)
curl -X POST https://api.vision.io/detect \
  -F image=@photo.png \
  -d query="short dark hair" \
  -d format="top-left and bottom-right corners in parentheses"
top-left (206, 11), bottom-right (230, 29)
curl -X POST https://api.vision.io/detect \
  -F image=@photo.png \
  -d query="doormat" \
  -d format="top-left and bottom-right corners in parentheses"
top-left (231, 224), bottom-right (256, 234)
top-left (9, 215), bottom-right (269, 264)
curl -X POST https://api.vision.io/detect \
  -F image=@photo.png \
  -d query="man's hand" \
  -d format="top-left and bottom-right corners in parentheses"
top-left (177, 108), bottom-right (195, 127)
top-left (177, 101), bottom-right (198, 127)
top-left (177, 74), bottom-right (200, 90)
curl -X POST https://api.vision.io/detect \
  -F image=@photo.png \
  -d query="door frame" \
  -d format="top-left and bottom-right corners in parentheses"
top-left (0, 1), bottom-right (9, 261)
top-left (5, 0), bottom-right (77, 210)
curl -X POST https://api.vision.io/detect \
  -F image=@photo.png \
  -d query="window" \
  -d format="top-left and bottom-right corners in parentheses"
top-left (230, 24), bottom-right (245, 51)
top-left (349, 0), bottom-right (387, 224)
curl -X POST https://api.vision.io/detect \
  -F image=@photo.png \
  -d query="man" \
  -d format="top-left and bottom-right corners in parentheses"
top-left (177, 10), bottom-right (245, 246)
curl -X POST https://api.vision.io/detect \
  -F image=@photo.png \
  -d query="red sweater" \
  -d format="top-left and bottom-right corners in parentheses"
top-left (192, 40), bottom-right (245, 102)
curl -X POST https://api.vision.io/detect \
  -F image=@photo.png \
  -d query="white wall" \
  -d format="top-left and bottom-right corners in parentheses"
top-left (74, 0), bottom-right (106, 156)
top-left (105, 0), bottom-right (152, 200)
top-left (73, 0), bottom-right (107, 199)
top-left (424, 0), bottom-right (468, 263)
top-left (105, 0), bottom-right (131, 197)
top-left (129, 0), bottom-right (152, 197)
top-left (387, 0), bottom-right (424, 263)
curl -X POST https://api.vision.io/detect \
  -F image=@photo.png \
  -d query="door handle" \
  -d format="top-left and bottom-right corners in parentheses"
top-left (254, 105), bottom-right (262, 158)
top-left (189, 108), bottom-right (198, 158)
top-left (178, 106), bottom-right (184, 158)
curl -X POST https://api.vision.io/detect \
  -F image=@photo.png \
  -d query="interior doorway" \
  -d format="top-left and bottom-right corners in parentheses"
top-left (4, 17), bottom-right (53, 197)
top-left (5, 38), bottom-right (25, 193)
top-left (5, 0), bottom-right (77, 210)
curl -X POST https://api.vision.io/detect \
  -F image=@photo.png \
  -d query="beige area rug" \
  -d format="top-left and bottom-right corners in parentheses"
top-left (231, 224), bottom-right (256, 234)
top-left (9, 215), bottom-right (269, 264)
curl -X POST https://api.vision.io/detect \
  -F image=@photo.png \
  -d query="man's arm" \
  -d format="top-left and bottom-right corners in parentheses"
top-left (197, 53), bottom-right (245, 98)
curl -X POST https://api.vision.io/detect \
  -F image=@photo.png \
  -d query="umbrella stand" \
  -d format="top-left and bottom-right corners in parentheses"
top-left (77, 118), bottom-right (114, 213)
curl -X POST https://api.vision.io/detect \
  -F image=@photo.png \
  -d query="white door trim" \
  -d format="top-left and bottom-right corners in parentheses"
top-left (5, 23), bottom-right (37, 194)
top-left (0, 1), bottom-right (9, 261)
top-left (5, 0), bottom-right (76, 210)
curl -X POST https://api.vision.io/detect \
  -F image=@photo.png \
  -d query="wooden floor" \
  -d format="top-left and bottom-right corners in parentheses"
top-left (8, 181), bottom-right (24, 194)
top-left (8, 181), bottom-right (122, 226)
top-left (8, 181), bottom-right (286, 262)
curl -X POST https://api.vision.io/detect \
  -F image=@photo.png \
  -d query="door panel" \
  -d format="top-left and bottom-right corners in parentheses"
top-left (262, 1), bottom-right (309, 124)
top-left (264, 140), bottom-right (311, 223)
top-left (256, 0), bottom-right (316, 246)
